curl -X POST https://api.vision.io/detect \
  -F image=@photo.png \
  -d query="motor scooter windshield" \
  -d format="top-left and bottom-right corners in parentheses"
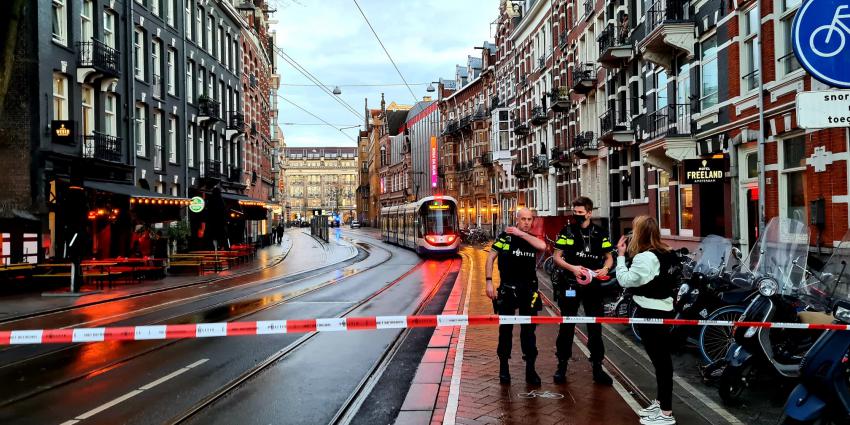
top-left (801, 231), bottom-right (850, 308)
top-left (746, 217), bottom-right (809, 295)
top-left (691, 235), bottom-right (732, 279)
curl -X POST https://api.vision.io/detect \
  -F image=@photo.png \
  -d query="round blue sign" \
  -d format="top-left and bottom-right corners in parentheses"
top-left (793, 0), bottom-right (850, 88)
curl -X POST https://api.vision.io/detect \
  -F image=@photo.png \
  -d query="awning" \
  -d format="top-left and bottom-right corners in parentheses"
top-left (221, 192), bottom-right (251, 202)
top-left (85, 180), bottom-right (190, 204)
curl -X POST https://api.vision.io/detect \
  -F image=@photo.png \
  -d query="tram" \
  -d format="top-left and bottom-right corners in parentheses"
top-left (380, 196), bottom-right (460, 255)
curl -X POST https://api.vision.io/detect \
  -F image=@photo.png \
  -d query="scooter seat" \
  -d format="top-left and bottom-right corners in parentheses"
top-left (797, 311), bottom-right (834, 325)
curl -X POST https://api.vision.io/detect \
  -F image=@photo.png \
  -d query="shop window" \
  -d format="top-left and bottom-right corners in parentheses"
top-left (679, 185), bottom-right (694, 236)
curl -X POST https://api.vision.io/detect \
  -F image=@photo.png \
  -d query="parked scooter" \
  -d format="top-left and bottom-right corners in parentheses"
top-left (780, 234), bottom-right (850, 425)
top-left (716, 217), bottom-right (818, 405)
top-left (674, 235), bottom-right (755, 364)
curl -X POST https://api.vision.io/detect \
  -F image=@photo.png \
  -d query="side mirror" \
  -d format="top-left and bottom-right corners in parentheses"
top-left (834, 300), bottom-right (850, 323)
top-left (732, 247), bottom-right (743, 260)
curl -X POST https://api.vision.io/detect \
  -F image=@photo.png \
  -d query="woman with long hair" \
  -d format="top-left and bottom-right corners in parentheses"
top-left (615, 215), bottom-right (679, 425)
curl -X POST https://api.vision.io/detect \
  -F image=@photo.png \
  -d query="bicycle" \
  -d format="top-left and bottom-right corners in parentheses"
top-left (810, 5), bottom-right (850, 58)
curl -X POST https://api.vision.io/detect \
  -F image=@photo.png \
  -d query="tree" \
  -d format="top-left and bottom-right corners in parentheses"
top-left (0, 0), bottom-right (28, 119)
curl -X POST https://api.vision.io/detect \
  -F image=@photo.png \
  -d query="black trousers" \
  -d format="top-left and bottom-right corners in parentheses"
top-left (634, 306), bottom-right (675, 411)
top-left (555, 280), bottom-right (605, 362)
top-left (495, 285), bottom-right (538, 360)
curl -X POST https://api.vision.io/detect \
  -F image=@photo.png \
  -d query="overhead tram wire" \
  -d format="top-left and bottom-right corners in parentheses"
top-left (351, 0), bottom-right (419, 103)
top-left (271, 45), bottom-right (363, 120)
top-left (280, 82), bottom-right (431, 87)
top-left (280, 96), bottom-right (358, 143)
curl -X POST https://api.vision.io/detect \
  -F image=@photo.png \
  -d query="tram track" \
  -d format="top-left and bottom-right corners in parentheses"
top-left (168, 254), bottom-right (460, 425)
top-left (0, 241), bottom-right (398, 409)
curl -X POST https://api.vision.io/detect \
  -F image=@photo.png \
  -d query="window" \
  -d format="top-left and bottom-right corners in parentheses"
top-left (103, 11), bottom-right (116, 48)
top-left (168, 117), bottom-right (177, 163)
top-left (196, 7), bottom-right (203, 47)
top-left (218, 26), bottom-right (224, 61)
top-left (167, 49), bottom-right (176, 95)
top-left (225, 34), bottom-right (231, 70)
top-left (658, 170), bottom-right (673, 233)
top-left (152, 39), bottom-right (162, 96)
top-left (81, 85), bottom-right (94, 136)
top-left (134, 28), bottom-right (145, 80)
top-left (166, 0), bottom-right (174, 27)
top-left (700, 35), bottom-right (719, 110)
top-left (656, 70), bottom-right (668, 110)
top-left (81, 0), bottom-right (93, 42)
top-left (185, 5), bottom-right (192, 39)
top-left (746, 152), bottom-right (758, 179)
top-left (52, 0), bottom-right (67, 45)
top-left (208, 72), bottom-right (214, 97)
top-left (779, 0), bottom-right (802, 75)
top-left (679, 185), bottom-right (694, 236)
top-left (676, 63), bottom-right (690, 105)
top-left (52, 73), bottom-right (68, 120)
top-left (187, 125), bottom-right (194, 166)
top-left (104, 94), bottom-right (116, 137)
top-left (153, 110), bottom-right (162, 169)
top-left (151, 0), bottom-right (160, 16)
top-left (782, 136), bottom-right (807, 221)
top-left (199, 129), bottom-right (206, 173)
top-left (135, 104), bottom-right (147, 156)
top-left (497, 110), bottom-right (509, 150)
top-left (742, 8), bottom-right (760, 92)
top-left (187, 61), bottom-right (194, 101)
top-left (197, 67), bottom-right (204, 101)
top-left (206, 15), bottom-right (213, 54)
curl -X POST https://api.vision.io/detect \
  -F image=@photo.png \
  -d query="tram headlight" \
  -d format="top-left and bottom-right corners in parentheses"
top-left (758, 278), bottom-right (778, 297)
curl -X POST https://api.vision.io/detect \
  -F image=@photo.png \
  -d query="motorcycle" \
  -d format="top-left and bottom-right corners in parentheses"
top-left (673, 235), bottom-right (755, 364)
top-left (781, 233), bottom-right (850, 425)
top-left (717, 217), bottom-right (818, 405)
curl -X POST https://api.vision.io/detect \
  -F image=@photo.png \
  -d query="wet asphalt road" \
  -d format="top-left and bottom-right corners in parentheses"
top-left (0, 230), bottom-right (459, 424)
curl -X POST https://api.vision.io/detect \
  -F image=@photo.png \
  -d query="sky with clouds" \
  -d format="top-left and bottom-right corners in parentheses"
top-left (269, 0), bottom-right (500, 148)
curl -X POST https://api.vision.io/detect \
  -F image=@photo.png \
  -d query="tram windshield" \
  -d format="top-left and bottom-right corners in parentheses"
top-left (421, 201), bottom-right (457, 235)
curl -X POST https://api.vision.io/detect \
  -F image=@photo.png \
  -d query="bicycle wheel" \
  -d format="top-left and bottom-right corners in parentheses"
top-left (810, 25), bottom-right (846, 58)
top-left (628, 299), bottom-right (642, 342)
top-left (698, 305), bottom-right (745, 364)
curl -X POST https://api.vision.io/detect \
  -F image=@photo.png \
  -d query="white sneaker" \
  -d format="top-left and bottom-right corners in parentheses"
top-left (638, 401), bottom-right (660, 418)
top-left (640, 413), bottom-right (676, 425)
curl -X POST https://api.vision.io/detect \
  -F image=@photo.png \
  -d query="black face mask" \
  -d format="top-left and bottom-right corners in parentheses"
top-left (573, 214), bottom-right (587, 225)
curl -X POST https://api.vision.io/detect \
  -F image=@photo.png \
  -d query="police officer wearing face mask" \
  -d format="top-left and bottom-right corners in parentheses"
top-left (486, 207), bottom-right (547, 385)
top-left (552, 196), bottom-right (615, 385)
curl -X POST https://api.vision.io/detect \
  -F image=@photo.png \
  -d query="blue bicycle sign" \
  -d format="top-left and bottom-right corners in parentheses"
top-left (794, 0), bottom-right (850, 88)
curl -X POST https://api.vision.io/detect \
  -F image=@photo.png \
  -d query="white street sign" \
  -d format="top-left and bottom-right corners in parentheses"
top-left (796, 90), bottom-right (850, 128)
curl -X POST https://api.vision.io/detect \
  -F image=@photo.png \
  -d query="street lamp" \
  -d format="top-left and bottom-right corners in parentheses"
top-left (425, 81), bottom-right (441, 93)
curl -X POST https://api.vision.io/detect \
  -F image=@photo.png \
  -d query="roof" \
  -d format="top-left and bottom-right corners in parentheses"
top-left (468, 56), bottom-right (482, 69)
top-left (483, 41), bottom-right (497, 54)
top-left (385, 110), bottom-right (409, 136)
top-left (456, 65), bottom-right (468, 78)
top-left (406, 100), bottom-right (436, 118)
top-left (440, 78), bottom-right (457, 89)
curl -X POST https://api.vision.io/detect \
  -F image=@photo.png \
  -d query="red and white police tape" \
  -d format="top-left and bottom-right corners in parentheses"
top-left (2, 315), bottom-right (847, 345)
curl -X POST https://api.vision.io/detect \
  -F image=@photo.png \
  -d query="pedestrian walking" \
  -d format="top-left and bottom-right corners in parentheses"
top-left (552, 196), bottom-right (614, 385)
top-left (615, 215), bottom-right (681, 425)
top-left (485, 207), bottom-right (547, 385)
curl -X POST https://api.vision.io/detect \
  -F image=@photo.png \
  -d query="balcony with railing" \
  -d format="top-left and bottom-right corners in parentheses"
top-left (537, 56), bottom-right (546, 70)
top-left (550, 146), bottom-right (571, 168)
top-left (82, 132), bottom-right (122, 163)
top-left (558, 31), bottom-right (568, 50)
top-left (573, 132), bottom-right (598, 159)
top-left (597, 24), bottom-right (633, 68)
top-left (512, 162), bottom-right (530, 179)
top-left (513, 118), bottom-right (529, 136)
top-left (639, 0), bottom-right (695, 71)
top-left (530, 106), bottom-right (548, 125)
top-left (205, 160), bottom-right (222, 180)
top-left (459, 115), bottom-right (473, 131)
top-left (531, 155), bottom-right (549, 174)
top-left (76, 40), bottom-right (120, 79)
top-left (442, 119), bottom-right (459, 136)
top-left (646, 103), bottom-right (692, 140)
top-left (583, 0), bottom-right (594, 19)
top-left (472, 105), bottom-right (488, 121)
top-left (226, 112), bottom-right (245, 139)
top-left (480, 151), bottom-right (493, 166)
top-left (198, 95), bottom-right (221, 123)
top-left (571, 63), bottom-right (597, 95)
top-left (550, 86), bottom-right (570, 112)
top-left (599, 105), bottom-right (637, 145)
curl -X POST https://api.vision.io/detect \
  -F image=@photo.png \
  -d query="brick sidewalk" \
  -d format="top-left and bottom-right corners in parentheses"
top-left (397, 247), bottom-right (639, 425)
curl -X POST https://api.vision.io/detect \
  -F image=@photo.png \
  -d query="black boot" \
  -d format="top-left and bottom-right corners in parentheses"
top-left (525, 358), bottom-right (541, 386)
top-left (553, 359), bottom-right (568, 384)
top-left (592, 361), bottom-right (613, 385)
top-left (499, 358), bottom-right (511, 385)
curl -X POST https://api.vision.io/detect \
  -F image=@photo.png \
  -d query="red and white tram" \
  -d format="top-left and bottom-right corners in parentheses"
top-left (380, 196), bottom-right (460, 255)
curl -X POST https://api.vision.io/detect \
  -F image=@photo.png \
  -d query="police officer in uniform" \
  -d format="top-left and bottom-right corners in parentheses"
top-left (485, 208), bottom-right (546, 385)
top-left (552, 196), bottom-right (615, 385)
